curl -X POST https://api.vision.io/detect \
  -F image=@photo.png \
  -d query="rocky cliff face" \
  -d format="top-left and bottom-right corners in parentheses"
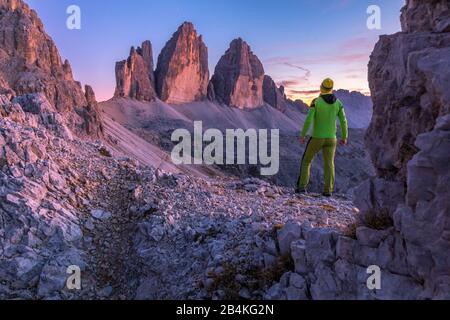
top-left (263, 75), bottom-right (287, 112)
top-left (211, 38), bottom-right (265, 109)
top-left (0, 0), bottom-right (102, 137)
top-left (114, 41), bottom-right (156, 101)
top-left (155, 22), bottom-right (209, 104)
top-left (400, 0), bottom-right (450, 32)
top-left (354, 0), bottom-right (450, 299)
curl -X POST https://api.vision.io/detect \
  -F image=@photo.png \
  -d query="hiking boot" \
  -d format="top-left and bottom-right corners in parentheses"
top-left (295, 187), bottom-right (307, 194)
top-left (322, 192), bottom-right (332, 197)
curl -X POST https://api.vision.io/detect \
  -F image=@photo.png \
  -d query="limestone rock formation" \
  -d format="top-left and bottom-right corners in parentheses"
top-left (0, 0), bottom-right (102, 137)
top-left (263, 75), bottom-right (287, 112)
top-left (355, 0), bottom-right (450, 299)
top-left (400, 0), bottom-right (450, 32)
top-left (77, 85), bottom-right (104, 136)
top-left (155, 22), bottom-right (209, 104)
top-left (114, 41), bottom-right (157, 101)
top-left (211, 38), bottom-right (265, 109)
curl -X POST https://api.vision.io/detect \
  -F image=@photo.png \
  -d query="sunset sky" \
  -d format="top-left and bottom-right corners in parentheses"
top-left (27, 0), bottom-right (404, 103)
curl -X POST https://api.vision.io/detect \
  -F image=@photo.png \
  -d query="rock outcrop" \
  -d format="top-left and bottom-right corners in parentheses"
top-left (357, 0), bottom-right (450, 298)
top-left (400, 0), bottom-right (450, 32)
top-left (114, 41), bottom-right (157, 101)
top-left (0, 0), bottom-right (102, 137)
top-left (211, 38), bottom-right (265, 109)
top-left (155, 22), bottom-right (209, 104)
top-left (263, 75), bottom-right (287, 112)
top-left (77, 85), bottom-right (104, 136)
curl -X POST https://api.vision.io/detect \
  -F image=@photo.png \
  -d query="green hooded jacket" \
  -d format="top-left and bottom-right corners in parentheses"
top-left (300, 94), bottom-right (348, 140)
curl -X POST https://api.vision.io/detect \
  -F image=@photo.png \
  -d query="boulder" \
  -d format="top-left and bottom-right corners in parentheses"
top-left (277, 220), bottom-right (302, 256)
top-left (291, 240), bottom-right (307, 274)
top-left (37, 249), bottom-right (85, 299)
top-left (356, 226), bottom-right (392, 248)
top-left (304, 228), bottom-right (337, 267)
top-left (90, 209), bottom-right (112, 221)
top-left (286, 273), bottom-right (308, 300)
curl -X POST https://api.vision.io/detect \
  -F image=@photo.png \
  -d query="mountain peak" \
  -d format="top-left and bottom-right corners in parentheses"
top-left (114, 41), bottom-right (156, 101)
top-left (0, 0), bottom-right (102, 137)
top-left (179, 21), bottom-right (195, 31)
top-left (211, 39), bottom-right (265, 109)
top-left (155, 22), bottom-right (209, 104)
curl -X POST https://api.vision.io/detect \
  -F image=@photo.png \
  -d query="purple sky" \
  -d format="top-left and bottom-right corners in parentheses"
top-left (27, 0), bottom-right (404, 102)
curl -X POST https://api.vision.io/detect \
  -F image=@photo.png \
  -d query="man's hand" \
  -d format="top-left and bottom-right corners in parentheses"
top-left (340, 139), bottom-right (348, 146)
top-left (299, 137), bottom-right (306, 145)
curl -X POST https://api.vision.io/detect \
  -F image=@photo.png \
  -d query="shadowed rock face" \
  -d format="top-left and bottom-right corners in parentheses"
top-left (0, 0), bottom-right (102, 137)
top-left (211, 38), bottom-right (265, 109)
top-left (77, 85), bottom-right (104, 137)
top-left (155, 22), bottom-right (209, 104)
top-left (354, 0), bottom-right (450, 299)
top-left (114, 41), bottom-right (157, 101)
top-left (400, 0), bottom-right (450, 32)
top-left (263, 75), bottom-right (287, 112)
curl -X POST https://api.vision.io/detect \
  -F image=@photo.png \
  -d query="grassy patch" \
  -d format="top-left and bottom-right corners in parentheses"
top-left (344, 207), bottom-right (394, 239)
top-left (99, 147), bottom-right (112, 157)
top-left (207, 254), bottom-right (294, 300)
top-left (364, 208), bottom-right (393, 230)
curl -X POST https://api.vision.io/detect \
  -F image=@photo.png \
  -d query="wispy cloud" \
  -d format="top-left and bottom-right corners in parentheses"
top-left (277, 79), bottom-right (302, 87)
top-left (287, 89), bottom-right (321, 95)
top-left (265, 52), bottom-right (368, 67)
top-left (283, 63), bottom-right (311, 76)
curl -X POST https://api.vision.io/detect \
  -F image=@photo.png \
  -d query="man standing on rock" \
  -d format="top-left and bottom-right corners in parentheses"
top-left (297, 78), bottom-right (348, 197)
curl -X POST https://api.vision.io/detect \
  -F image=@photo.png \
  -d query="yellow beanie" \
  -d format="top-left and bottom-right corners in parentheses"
top-left (320, 78), bottom-right (334, 94)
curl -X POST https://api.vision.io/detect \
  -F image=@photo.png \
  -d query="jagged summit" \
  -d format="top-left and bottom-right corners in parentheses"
top-left (112, 24), bottom-right (301, 112)
top-left (0, 0), bottom-right (103, 137)
top-left (114, 40), bottom-right (157, 101)
top-left (211, 38), bottom-right (265, 109)
top-left (155, 21), bottom-right (209, 104)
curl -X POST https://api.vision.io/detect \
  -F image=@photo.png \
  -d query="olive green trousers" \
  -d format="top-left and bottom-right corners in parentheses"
top-left (297, 138), bottom-right (337, 194)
